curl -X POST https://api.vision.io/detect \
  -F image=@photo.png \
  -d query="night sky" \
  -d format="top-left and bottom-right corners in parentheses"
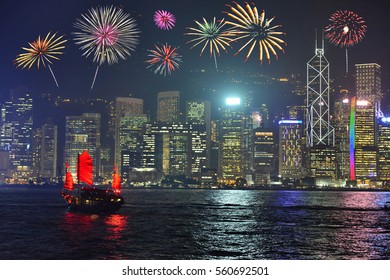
top-left (1, 0), bottom-right (389, 101)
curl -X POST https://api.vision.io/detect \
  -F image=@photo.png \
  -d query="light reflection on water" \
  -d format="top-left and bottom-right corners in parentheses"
top-left (0, 187), bottom-right (389, 259)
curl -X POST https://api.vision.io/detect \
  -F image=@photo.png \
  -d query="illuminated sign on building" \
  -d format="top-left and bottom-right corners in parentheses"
top-left (381, 117), bottom-right (390, 123)
top-left (356, 100), bottom-right (369, 106)
top-left (225, 97), bottom-right (241, 106)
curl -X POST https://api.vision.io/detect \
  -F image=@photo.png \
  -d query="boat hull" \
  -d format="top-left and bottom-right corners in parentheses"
top-left (62, 187), bottom-right (124, 214)
top-left (67, 200), bottom-right (123, 214)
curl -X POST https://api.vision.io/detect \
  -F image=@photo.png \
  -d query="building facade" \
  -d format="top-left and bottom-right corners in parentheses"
top-left (278, 120), bottom-right (304, 179)
top-left (333, 94), bottom-right (351, 180)
top-left (32, 124), bottom-right (58, 181)
top-left (252, 128), bottom-right (275, 185)
top-left (353, 100), bottom-right (377, 183)
top-left (119, 114), bottom-right (148, 180)
top-left (64, 113), bottom-right (101, 180)
top-left (157, 91), bottom-right (180, 123)
top-left (378, 117), bottom-right (390, 182)
top-left (0, 87), bottom-right (33, 182)
top-left (356, 63), bottom-right (382, 117)
top-left (114, 97), bottom-right (144, 173)
top-left (219, 97), bottom-right (245, 185)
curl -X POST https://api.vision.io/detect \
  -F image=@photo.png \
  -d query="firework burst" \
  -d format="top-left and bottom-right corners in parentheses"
top-left (325, 10), bottom-right (366, 47)
top-left (325, 10), bottom-right (366, 74)
top-left (224, 1), bottom-right (286, 63)
top-left (73, 5), bottom-right (140, 89)
top-left (145, 43), bottom-right (182, 76)
top-left (185, 17), bottom-right (233, 69)
top-left (14, 32), bottom-right (67, 87)
top-left (154, 10), bottom-right (176, 30)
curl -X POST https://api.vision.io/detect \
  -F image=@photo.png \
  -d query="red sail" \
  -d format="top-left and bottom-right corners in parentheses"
top-left (112, 166), bottom-right (121, 191)
top-left (77, 150), bottom-right (93, 185)
top-left (64, 162), bottom-right (74, 190)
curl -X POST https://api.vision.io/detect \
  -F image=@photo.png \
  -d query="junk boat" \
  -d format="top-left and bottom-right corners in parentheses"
top-left (61, 150), bottom-right (124, 214)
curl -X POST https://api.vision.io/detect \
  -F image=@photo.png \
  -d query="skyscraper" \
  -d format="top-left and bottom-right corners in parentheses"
top-left (333, 94), bottom-right (351, 180)
top-left (353, 100), bottom-right (377, 183)
top-left (259, 104), bottom-right (270, 128)
top-left (378, 117), bottom-right (390, 182)
top-left (157, 91), bottom-right (180, 123)
top-left (306, 35), bottom-right (335, 181)
top-left (306, 36), bottom-right (334, 147)
top-left (355, 63), bottom-right (382, 117)
top-left (145, 123), bottom-right (192, 178)
top-left (253, 128), bottom-right (274, 185)
top-left (65, 113), bottom-right (101, 179)
top-left (186, 100), bottom-right (211, 169)
top-left (278, 120), bottom-right (304, 179)
top-left (308, 145), bottom-right (336, 182)
top-left (114, 97), bottom-right (144, 173)
top-left (219, 97), bottom-right (244, 185)
top-left (0, 87), bottom-right (33, 182)
top-left (186, 100), bottom-right (211, 124)
top-left (119, 114), bottom-right (148, 180)
top-left (32, 124), bottom-right (58, 181)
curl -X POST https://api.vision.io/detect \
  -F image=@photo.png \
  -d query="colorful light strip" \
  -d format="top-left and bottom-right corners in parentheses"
top-left (278, 120), bottom-right (303, 124)
top-left (349, 97), bottom-right (356, 181)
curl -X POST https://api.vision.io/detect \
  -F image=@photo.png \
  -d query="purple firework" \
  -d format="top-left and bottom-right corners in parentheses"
top-left (154, 10), bottom-right (176, 30)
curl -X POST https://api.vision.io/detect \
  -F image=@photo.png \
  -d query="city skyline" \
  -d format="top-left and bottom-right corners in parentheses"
top-left (1, 0), bottom-right (389, 101)
top-left (1, 0), bottom-right (390, 188)
top-left (0, 81), bottom-right (389, 188)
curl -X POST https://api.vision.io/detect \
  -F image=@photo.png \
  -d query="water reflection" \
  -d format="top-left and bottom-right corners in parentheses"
top-left (62, 212), bottom-right (96, 238)
top-left (61, 212), bottom-right (128, 240)
top-left (329, 191), bottom-right (388, 259)
top-left (104, 214), bottom-right (128, 240)
top-left (56, 190), bottom-right (389, 259)
top-left (192, 190), bottom-right (262, 259)
top-left (190, 190), bottom-right (390, 259)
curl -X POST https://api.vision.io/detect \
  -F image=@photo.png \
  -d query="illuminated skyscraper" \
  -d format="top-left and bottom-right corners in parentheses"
top-left (143, 122), bottom-right (207, 180)
top-left (306, 35), bottom-right (335, 181)
top-left (141, 123), bottom-right (158, 169)
top-left (32, 124), bottom-right (58, 181)
top-left (219, 97), bottom-right (244, 185)
top-left (306, 36), bottom-right (334, 147)
top-left (119, 114), bottom-right (148, 180)
top-left (253, 128), bottom-right (274, 185)
top-left (157, 91), bottom-right (180, 123)
top-left (355, 63), bottom-right (382, 117)
top-left (186, 100), bottom-right (211, 169)
top-left (308, 145), bottom-right (336, 181)
top-left (114, 97), bottom-right (144, 173)
top-left (353, 100), bottom-right (377, 183)
top-left (188, 124), bottom-right (207, 180)
top-left (146, 123), bottom-right (192, 178)
top-left (259, 104), bottom-right (270, 128)
top-left (65, 113), bottom-right (101, 179)
top-left (378, 117), bottom-right (390, 181)
top-left (333, 94), bottom-right (351, 180)
top-left (278, 120), bottom-right (303, 179)
top-left (0, 87), bottom-right (33, 181)
top-left (210, 120), bottom-right (220, 171)
top-left (186, 100), bottom-right (210, 124)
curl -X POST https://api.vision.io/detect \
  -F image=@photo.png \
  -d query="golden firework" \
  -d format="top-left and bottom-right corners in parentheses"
top-left (15, 32), bottom-right (66, 69)
top-left (224, 2), bottom-right (286, 63)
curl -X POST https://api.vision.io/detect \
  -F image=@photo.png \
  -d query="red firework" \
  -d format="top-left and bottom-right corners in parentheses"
top-left (145, 43), bottom-right (182, 76)
top-left (325, 10), bottom-right (366, 47)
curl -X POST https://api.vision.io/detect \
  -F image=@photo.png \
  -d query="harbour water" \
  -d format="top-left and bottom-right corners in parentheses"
top-left (0, 186), bottom-right (389, 260)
